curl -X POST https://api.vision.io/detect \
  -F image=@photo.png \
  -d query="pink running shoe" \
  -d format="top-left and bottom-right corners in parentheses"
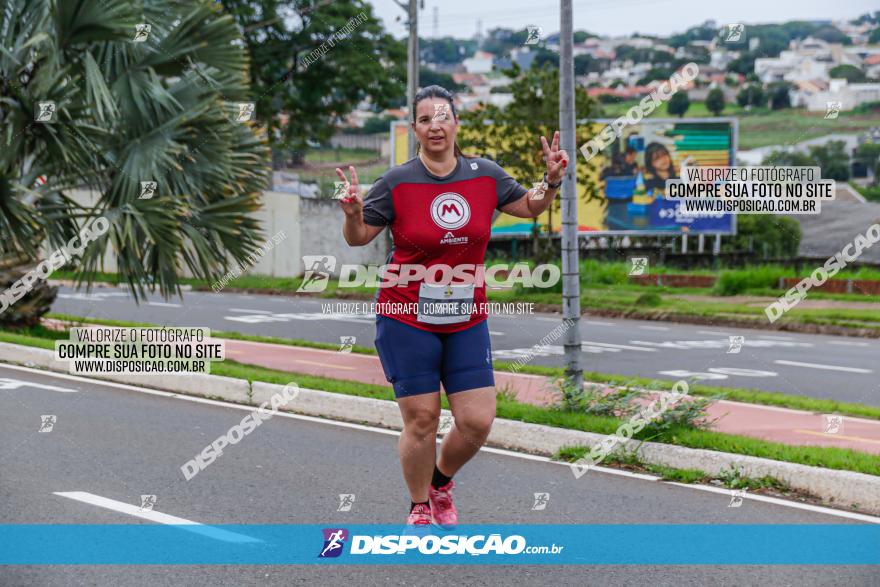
top-left (428, 481), bottom-right (458, 528)
top-left (406, 503), bottom-right (432, 527)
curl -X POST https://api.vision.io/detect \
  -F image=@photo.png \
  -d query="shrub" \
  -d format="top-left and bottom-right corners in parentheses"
top-left (634, 292), bottom-right (662, 307)
top-left (713, 266), bottom-right (786, 296)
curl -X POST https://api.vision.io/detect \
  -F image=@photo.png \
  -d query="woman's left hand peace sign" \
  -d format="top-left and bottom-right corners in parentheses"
top-left (541, 130), bottom-right (569, 184)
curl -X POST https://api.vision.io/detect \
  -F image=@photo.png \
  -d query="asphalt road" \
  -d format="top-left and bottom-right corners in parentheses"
top-left (52, 285), bottom-right (879, 406)
top-left (1, 365), bottom-right (877, 586)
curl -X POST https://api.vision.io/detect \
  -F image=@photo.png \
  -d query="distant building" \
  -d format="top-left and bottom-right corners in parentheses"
top-left (803, 79), bottom-right (880, 112)
top-left (462, 50), bottom-right (494, 74)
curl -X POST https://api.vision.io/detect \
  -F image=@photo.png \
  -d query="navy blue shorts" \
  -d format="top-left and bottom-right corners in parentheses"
top-left (374, 315), bottom-right (495, 398)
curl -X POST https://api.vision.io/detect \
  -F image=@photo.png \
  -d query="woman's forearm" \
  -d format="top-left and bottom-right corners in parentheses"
top-left (525, 186), bottom-right (558, 217)
top-left (343, 211), bottom-right (369, 246)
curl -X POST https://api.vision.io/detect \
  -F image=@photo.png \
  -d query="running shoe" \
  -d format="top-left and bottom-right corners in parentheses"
top-left (428, 481), bottom-right (458, 528)
top-left (406, 503), bottom-right (432, 527)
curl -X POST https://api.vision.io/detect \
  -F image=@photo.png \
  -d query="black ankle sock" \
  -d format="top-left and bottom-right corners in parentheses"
top-left (431, 465), bottom-right (452, 489)
top-left (410, 500), bottom-right (429, 512)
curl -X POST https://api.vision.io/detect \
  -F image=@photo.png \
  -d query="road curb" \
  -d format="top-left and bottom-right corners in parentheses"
top-left (2, 342), bottom-right (878, 515)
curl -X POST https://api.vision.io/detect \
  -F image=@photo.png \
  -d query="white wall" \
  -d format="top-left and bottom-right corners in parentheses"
top-left (63, 189), bottom-right (387, 280)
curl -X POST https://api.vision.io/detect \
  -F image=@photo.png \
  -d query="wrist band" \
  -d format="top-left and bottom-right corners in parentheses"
top-left (543, 171), bottom-right (562, 189)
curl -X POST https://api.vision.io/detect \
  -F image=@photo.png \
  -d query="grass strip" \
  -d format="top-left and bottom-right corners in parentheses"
top-left (43, 313), bottom-right (880, 421)
top-left (3, 326), bottom-right (878, 477)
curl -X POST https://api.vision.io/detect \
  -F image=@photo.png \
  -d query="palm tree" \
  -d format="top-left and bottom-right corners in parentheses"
top-left (0, 0), bottom-right (270, 327)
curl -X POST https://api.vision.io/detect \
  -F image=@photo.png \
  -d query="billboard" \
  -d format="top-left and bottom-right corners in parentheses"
top-left (389, 118), bottom-right (737, 236)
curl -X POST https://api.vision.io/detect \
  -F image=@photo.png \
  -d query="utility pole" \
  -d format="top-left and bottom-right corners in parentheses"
top-left (559, 0), bottom-right (583, 397)
top-left (396, 0), bottom-right (420, 159)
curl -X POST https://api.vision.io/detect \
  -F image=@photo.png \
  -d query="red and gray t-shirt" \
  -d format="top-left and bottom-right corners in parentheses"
top-left (363, 155), bottom-right (528, 333)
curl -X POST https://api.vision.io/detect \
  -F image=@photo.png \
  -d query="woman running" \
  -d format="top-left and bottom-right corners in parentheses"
top-left (336, 85), bottom-right (568, 527)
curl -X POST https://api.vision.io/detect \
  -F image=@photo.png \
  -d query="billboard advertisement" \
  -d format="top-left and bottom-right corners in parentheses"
top-left (391, 118), bottom-right (737, 236)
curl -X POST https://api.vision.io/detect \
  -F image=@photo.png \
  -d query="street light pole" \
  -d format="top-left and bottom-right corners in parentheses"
top-left (559, 0), bottom-right (583, 397)
top-left (396, 0), bottom-right (420, 159)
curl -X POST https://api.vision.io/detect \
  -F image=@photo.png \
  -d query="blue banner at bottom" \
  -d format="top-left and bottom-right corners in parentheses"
top-left (0, 524), bottom-right (878, 565)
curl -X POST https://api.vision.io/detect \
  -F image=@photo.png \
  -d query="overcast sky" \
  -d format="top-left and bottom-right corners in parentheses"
top-left (370, 0), bottom-right (877, 40)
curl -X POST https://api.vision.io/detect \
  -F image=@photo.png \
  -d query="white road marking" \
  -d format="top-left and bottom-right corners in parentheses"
top-left (759, 335), bottom-right (795, 341)
top-left (489, 331), bottom-right (505, 336)
top-left (580, 341), bottom-right (656, 352)
top-left (535, 317), bottom-right (562, 322)
top-left (662, 483), bottom-right (880, 525)
top-left (228, 308), bottom-right (273, 314)
top-left (6, 364), bottom-right (879, 525)
top-left (828, 340), bottom-right (869, 347)
top-left (638, 325), bottom-right (669, 331)
top-left (53, 492), bottom-right (260, 543)
top-left (774, 360), bottom-right (873, 374)
top-left (698, 330), bottom-right (729, 336)
top-left (146, 302), bottom-right (181, 308)
top-left (583, 321), bottom-right (613, 326)
top-left (0, 377), bottom-right (78, 393)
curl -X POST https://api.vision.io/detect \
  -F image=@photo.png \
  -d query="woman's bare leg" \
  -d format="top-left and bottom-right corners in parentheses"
top-left (437, 386), bottom-right (496, 477)
top-left (396, 392), bottom-right (441, 502)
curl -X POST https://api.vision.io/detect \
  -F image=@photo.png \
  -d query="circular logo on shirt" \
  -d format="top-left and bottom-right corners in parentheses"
top-left (430, 192), bottom-right (470, 230)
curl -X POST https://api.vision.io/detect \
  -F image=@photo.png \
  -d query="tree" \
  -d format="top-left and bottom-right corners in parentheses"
top-left (705, 88), bottom-right (726, 116)
top-left (0, 0), bottom-right (271, 327)
top-left (763, 142), bottom-right (851, 181)
top-left (828, 64), bottom-right (866, 83)
top-left (419, 68), bottom-right (465, 92)
top-left (457, 64), bottom-right (599, 256)
top-left (870, 28), bottom-right (880, 44)
top-left (573, 30), bottom-right (599, 43)
top-left (728, 216), bottom-right (801, 258)
top-left (221, 0), bottom-right (405, 163)
top-left (855, 143), bottom-right (880, 185)
top-left (667, 91), bottom-right (690, 117)
top-left (737, 84), bottom-right (766, 109)
top-left (808, 141), bottom-right (851, 181)
top-left (768, 82), bottom-right (792, 110)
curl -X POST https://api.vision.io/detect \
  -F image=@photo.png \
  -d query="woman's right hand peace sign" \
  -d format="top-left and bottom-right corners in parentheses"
top-left (335, 166), bottom-right (363, 217)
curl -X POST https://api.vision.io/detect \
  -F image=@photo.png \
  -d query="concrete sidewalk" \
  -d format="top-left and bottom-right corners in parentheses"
top-left (223, 338), bottom-right (880, 455)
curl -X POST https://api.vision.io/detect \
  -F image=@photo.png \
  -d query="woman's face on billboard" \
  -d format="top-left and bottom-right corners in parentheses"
top-left (651, 150), bottom-right (671, 173)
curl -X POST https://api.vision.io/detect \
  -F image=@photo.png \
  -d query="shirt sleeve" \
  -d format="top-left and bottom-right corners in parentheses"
top-left (362, 176), bottom-right (394, 227)
top-left (489, 161), bottom-right (529, 210)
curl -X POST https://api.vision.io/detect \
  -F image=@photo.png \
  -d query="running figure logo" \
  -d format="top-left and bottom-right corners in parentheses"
top-left (234, 102), bottom-right (255, 122)
top-left (724, 23), bottom-right (744, 43)
top-left (39, 415), bottom-right (56, 433)
top-left (629, 257), bottom-right (648, 276)
top-left (524, 26), bottom-right (542, 45)
top-left (298, 255), bottom-right (337, 292)
top-left (824, 101), bottom-right (842, 120)
top-left (139, 495), bottom-right (157, 512)
top-left (337, 494), bottom-right (355, 512)
top-left (438, 415), bottom-right (454, 434)
top-left (530, 180), bottom-right (548, 201)
top-left (728, 489), bottom-right (746, 508)
top-left (35, 101), bottom-right (56, 122)
top-left (338, 336), bottom-right (355, 353)
top-left (133, 24), bottom-right (151, 42)
top-left (318, 528), bottom-right (348, 558)
top-left (432, 103), bottom-right (450, 122)
top-left (531, 492), bottom-right (550, 510)
top-left (139, 181), bottom-right (158, 200)
top-left (727, 335), bottom-right (744, 353)
top-left (824, 415), bottom-right (843, 434)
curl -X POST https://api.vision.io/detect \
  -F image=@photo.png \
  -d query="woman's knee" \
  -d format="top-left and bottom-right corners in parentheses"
top-left (454, 410), bottom-right (495, 440)
top-left (402, 405), bottom-right (440, 436)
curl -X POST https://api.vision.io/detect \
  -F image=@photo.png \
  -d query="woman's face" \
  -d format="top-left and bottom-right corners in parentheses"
top-left (651, 151), bottom-right (671, 173)
top-left (412, 98), bottom-right (459, 157)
